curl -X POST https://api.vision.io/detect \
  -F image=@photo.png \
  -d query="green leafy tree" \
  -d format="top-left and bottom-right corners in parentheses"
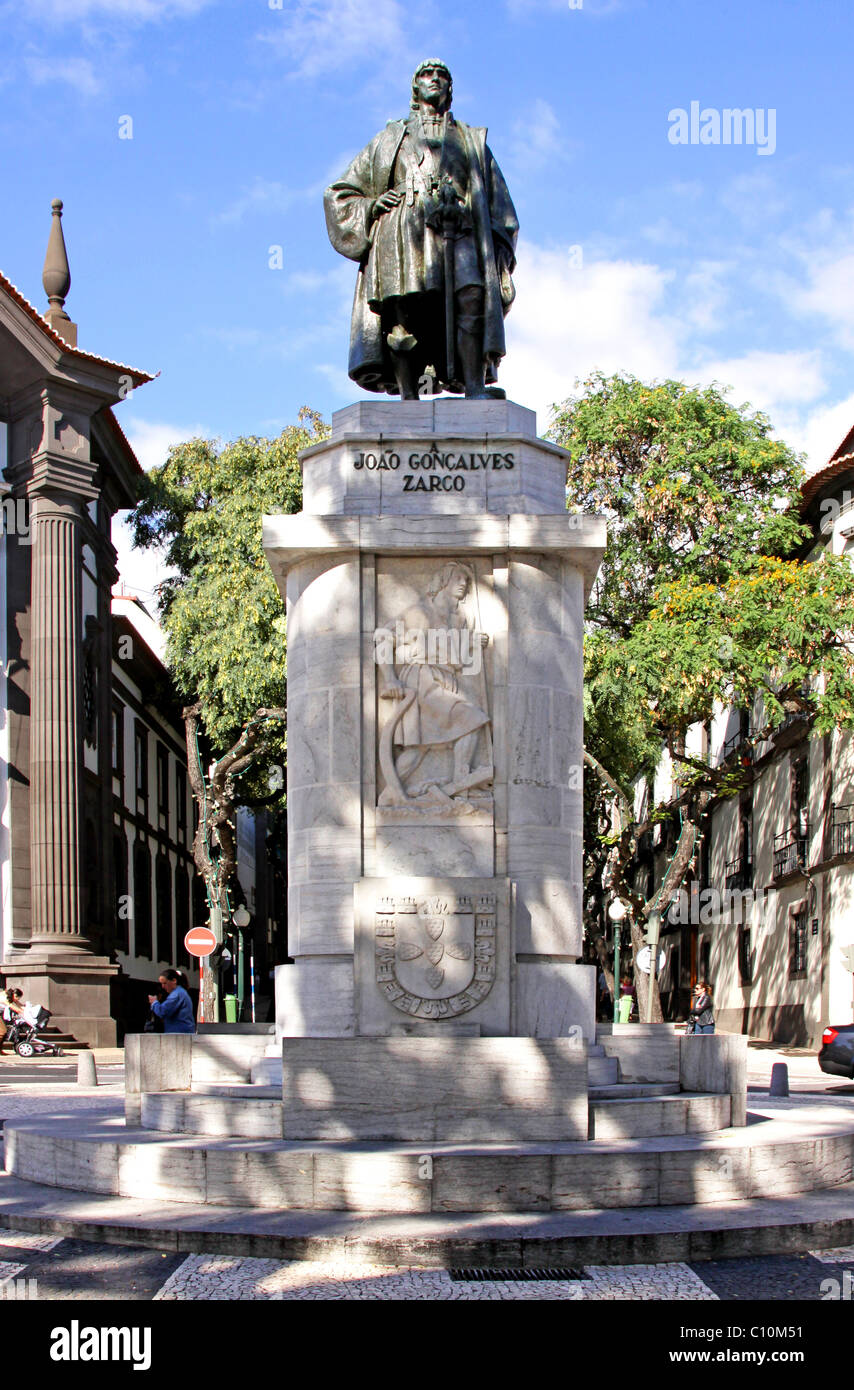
top-left (551, 373), bottom-right (854, 1020)
top-left (130, 410), bottom-right (328, 1011)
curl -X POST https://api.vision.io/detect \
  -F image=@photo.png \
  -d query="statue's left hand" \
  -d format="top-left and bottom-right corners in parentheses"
top-left (494, 241), bottom-right (513, 274)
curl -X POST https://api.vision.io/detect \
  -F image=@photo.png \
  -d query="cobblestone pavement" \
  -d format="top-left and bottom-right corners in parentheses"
top-left (0, 1231), bottom-right (852, 1300)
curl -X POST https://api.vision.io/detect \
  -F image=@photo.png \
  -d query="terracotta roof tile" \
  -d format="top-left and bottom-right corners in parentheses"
top-left (0, 268), bottom-right (156, 385)
top-left (800, 425), bottom-right (854, 513)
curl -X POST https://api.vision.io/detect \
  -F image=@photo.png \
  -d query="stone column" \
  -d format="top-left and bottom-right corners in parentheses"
top-left (29, 494), bottom-right (87, 946)
top-left (4, 393), bottom-right (118, 1044)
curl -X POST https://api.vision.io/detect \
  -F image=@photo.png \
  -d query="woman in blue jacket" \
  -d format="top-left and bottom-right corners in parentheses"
top-left (148, 970), bottom-right (195, 1033)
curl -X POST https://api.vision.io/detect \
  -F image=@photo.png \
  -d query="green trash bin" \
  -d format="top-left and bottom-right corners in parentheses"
top-left (223, 995), bottom-right (239, 1023)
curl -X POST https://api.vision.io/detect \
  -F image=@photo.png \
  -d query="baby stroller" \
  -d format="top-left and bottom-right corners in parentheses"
top-left (6, 1007), bottom-right (63, 1058)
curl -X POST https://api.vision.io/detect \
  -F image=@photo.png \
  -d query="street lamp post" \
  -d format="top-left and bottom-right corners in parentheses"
top-left (232, 904), bottom-right (251, 1022)
top-left (608, 898), bottom-right (628, 1025)
top-left (645, 908), bottom-right (662, 1024)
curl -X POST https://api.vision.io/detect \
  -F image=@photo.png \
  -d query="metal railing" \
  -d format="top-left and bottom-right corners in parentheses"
top-left (832, 804), bottom-right (854, 858)
top-left (725, 856), bottom-right (753, 891)
top-left (721, 730), bottom-right (753, 763)
top-left (773, 823), bottom-right (810, 878)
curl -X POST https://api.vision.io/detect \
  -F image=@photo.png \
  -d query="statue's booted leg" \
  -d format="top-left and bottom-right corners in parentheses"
top-left (456, 286), bottom-right (489, 399)
top-left (384, 297), bottom-right (420, 400)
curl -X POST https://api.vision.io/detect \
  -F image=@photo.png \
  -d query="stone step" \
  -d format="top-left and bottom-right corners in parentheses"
top-left (144, 1092), bottom-right (282, 1140)
top-left (8, 1103), bottom-right (854, 1214)
top-left (588, 1083), bottom-right (680, 1101)
top-left (588, 1092), bottom-right (731, 1140)
top-left (251, 1057), bottom-right (282, 1086)
top-left (192, 1084), bottom-right (280, 1100)
top-left (587, 1057), bottom-right (619, 1086)
top-left (12, 1029), bottom-right (89, 1051)
top-left (141, 1085), bottom-right (726, 1143)
top-left (255, 1050), bottom-right (614, 1082)
top-left (3, 1167), bottom-right (854, 1266)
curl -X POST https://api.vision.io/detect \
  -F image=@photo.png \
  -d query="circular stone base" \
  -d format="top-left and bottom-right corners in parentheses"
top-left (5, 1098), bottom-right (854, 1216)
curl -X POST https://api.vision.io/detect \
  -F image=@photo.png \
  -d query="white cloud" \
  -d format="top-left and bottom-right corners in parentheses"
top-left (315, 361), bottom-right (355, 401)
top-left (260, 0), bottom-right (410, 80)
top-left (25, 55), bottom-right (100, 95)
top-left (693, 348), bottom-right (827, 417)
top-left (21, 0), bottom-right (210, 19)
top-left (508, 98), bottom-right (574, 175)
top-left (793, 250), bottom-right (854, 351)
top-left (497, 239), bottom-right (853, 465)
top-left (284, 266), bottom-right (351, 295)
top-left (212, 177), bottom-right (320, 228)
top-left (783, 392), bottom-right (854, 475)
top-left (123, 416), bottom-right (211, 473)
top-left (110, 416), bottom-right (209, 607)
top-left (501, 242), bottom-right (682, 426)
top-left (506, 0), bottom-right (629, 15)
top-left (111, 512), bottom-right (175, 608)
top-left (720, 170), bottom-right (789, 228)
top-left (678, 260), bottom-right (732, 330)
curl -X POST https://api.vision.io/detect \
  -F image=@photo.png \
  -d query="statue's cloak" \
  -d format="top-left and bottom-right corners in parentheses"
top-left (324, 117), bottom-right (519, 394)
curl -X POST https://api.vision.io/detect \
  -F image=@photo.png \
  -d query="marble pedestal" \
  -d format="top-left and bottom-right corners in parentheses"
top-left (5, 952), bottom-right (118, 1047)
top-left (263, 399), bottom-right (605, 1054)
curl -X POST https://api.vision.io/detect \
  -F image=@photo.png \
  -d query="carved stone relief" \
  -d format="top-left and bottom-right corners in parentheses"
top-left (374, 889), bottom-right (496, 1019)
top-left (374, 559), bottom-right (493, 819)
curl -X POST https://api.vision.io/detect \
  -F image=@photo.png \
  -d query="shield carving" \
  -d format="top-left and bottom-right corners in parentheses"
top-left (393, 897), bottom-right (475, 1000)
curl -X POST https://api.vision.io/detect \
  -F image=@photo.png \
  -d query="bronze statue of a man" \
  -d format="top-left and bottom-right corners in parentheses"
top-left (324, 60), bottom-right (519, 400)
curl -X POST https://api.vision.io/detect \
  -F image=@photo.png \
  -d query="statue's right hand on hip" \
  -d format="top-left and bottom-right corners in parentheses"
top-left (370, 191), bottom-right (403, 223)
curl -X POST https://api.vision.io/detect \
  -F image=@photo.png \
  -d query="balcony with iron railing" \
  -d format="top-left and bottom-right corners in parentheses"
top-left (831, 804), bottom-right (854, 859)
top-left (773, 822), bottom-right (810, 879)
top-left (719, 730), bottom-right (754, 767)
top-left (724, 856), bottom-right (753, 892)
top-left (773, 687), bottom-right (812, 748)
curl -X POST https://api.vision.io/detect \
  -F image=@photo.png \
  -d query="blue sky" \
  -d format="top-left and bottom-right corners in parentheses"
top-left (3, 0), bottom-right (854, 596)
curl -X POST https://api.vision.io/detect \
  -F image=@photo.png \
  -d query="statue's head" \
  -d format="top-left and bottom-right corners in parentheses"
top-left (427, 562), bottom-right (470, 601)
top-left (411, 59), bottom-right (452, 114)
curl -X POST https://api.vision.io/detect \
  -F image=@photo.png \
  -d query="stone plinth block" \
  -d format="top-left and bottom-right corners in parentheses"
top-left (679, 1032), bottom-right (748, 1127)
top-left (280, 1036), bottom-right (588, 1142)
top-left (124, 1033), bottom-right (191, 1124)
top-left (263, 512), bottom-right (607, 608)
top-left (600, 1030), bottom-right (681, 1084)
top-left (191, 1034), bottom-right (272, 1085)
top-left (276, 959), bottom-right (355, 1039)
top-left (514, 961), bottom-right (596, 1040)
top-left (354, 876), bottom-right (511, 1037)
top-left (297, 398), bottom-right (570, 518)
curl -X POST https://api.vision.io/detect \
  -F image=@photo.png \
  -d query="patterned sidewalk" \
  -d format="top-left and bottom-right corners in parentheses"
top-left (1, 1228), bottom-right (852, 1300)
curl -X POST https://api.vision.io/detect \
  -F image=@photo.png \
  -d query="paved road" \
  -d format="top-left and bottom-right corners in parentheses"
top-left (0, 1228), bottom-right (852, 1300)
top-left (0, 1060), bottom-right (124, 1087)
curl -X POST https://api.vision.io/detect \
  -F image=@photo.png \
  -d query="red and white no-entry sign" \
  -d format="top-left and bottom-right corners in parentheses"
top-left (184, 927), bottom-right (217, 958)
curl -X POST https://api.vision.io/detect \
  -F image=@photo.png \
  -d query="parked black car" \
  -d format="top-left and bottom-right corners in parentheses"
top-left (819, 1024), bottom-right (854, 1078)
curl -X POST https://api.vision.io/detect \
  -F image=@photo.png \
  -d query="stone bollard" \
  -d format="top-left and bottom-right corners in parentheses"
top-left (77, 1051), bottom-right (97, 1087)
top-left (769, 1061), bottom-right (789, 1097)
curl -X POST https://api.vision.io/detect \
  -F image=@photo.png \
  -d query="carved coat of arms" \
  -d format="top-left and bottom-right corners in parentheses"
top-left (375, 893), bottom-right (496, 1019)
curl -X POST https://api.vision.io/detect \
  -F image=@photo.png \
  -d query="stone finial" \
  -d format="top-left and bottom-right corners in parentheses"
top-left (42, 198), bottom-right (78, 348)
